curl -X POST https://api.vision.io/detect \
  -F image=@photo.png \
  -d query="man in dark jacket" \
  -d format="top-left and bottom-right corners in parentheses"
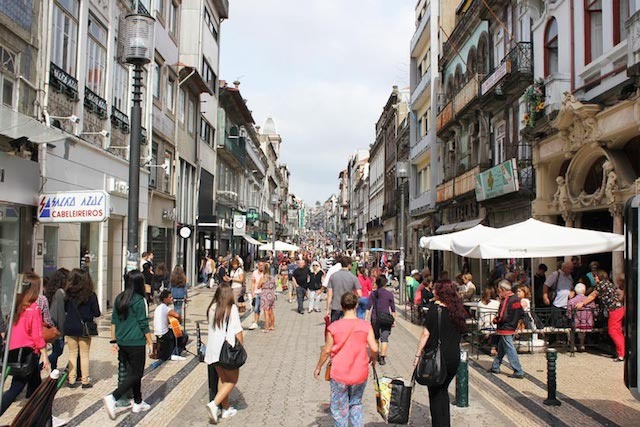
top-left (489, 280), bottom-right (525, 378)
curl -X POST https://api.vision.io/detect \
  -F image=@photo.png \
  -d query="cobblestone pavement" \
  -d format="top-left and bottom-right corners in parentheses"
top-left (3, 287), bottom-right (640, 426)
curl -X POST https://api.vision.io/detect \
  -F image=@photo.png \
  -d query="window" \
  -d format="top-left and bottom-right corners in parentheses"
top-left (166, 74), bottom-right (175, 113)
top-left (187, 97), bottom-right (195, 134)
top-left (163, 149), bottom-right (173, 193)
top-left (494, 27), bottom-right (504, 67)
top-left (614, 0), bottom-right (631, 45)
top-left (202, 58), bottom-right (217, 93)
top-left (544, 18), bottom-right (558, 76)
top-left (0, 45), bottom-right (17, 109)
top-left (51, 0), bottom-right (79, 76)
top-left (494, 122), bottom-right (506, 165)
top-left (86, 14), bottom-right (107, 96)
top-left (417, 164), bottom-right (431, 193)
top-left (200, 116), bottom-right (214, 146)
top-left (168, 1), bottom-right (178, 35)
top-left (156, 0), bottom-right (164, 20)
top-left (153, 60), bottom-right (161, 99)
top-left (112, 63), bottom-right (128, 111)
top-left (585, 0), bottom-right (603, 64)
top-left (150, 143), bottom-right (158, 188)
top-left (204, 7), bottom-right (219, 40)
top-left (178, 88), bottom-right (186, 124)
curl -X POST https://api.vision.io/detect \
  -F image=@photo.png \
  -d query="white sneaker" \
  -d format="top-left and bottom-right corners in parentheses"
top-left (132, 401), bottom-right (151, 413)
top-left (52, 416), bottom-right (68, 427)
top-left (103, 394), bottom-right (117, 420)
top-left (249, 322), bottom-right (258, 330)
top-left (207, 401), bottom-right (219, 423)
top-left (170, 354), bottom-right (186, 361)
top-left (221, 407), bottom-right (238, 419)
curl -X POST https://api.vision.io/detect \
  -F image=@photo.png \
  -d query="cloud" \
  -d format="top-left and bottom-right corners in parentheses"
top-left (220, 0), bottom-right (414, 203)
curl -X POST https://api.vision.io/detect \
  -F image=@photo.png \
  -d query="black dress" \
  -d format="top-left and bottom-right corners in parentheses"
top-left (423, 304), bottom-right (461, 427)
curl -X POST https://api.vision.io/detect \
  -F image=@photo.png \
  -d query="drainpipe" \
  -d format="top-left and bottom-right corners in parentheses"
top-left (570, 0), bottom-right (575, 92)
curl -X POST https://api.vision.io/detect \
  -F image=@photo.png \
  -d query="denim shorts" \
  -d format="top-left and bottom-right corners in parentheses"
top-left (253, 294), bottom-right (261, 314)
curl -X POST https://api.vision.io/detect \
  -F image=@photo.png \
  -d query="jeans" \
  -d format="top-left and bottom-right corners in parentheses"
top-left (330, 379), bottom-right (366, 427)
top-left (48, 337), bottom-right (65, 370)
top-left (67, 336), bottom-right (92, 384)
top-left (253, 294), bottom-right (261, 314)
top-left (491, 334), bottom-right (524, 375)
top-left (296, 286), bottom-right (307, 312)
top-left (1, 353), bottom-right (41, 416)
top-left (356, 297), bottom-right (369, 320)
top-left (112, 345), bottom-right (146, 404)
top-left (174, 299), bottom-right (184, 319)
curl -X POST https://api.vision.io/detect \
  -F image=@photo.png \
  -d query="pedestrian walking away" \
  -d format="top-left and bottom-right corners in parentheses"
top-left (228, 259), bottom-right (246, 311)
top-left (205, 286), bottom-right (245, 423)
top-left (413, 280), bottom-right (467, 427)
top-left (64, 268), bottom-right (101, 388)
top-left (356, 267), bottom-right (372, 319)
top-left (368, 275), bottom-right (395, 366)
top-left (260, 264), bottom-right (277, 332)
top-left (103, 270), bottom-right (154, 420)
top-left (314, 292), bottom-right (378, 427)
top-left (326, 256), bottom-right (362, 323)
top-left (169, 266), bottom-right (189, 321)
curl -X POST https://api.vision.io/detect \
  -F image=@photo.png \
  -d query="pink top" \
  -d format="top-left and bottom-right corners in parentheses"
top-left (327, 318), bottom-right (372, 385)
top-left (357, 276), bottom-right (372, 298)
top-left (10, 302), bottom-right (45, 353)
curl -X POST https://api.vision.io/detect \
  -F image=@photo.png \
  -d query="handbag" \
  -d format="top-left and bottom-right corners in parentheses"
top-left (324, 323), bottom-right (357, 381)
top-left (7, 347), bottom-right (35, 378)
top-left (42, 323), bottom-right (61, 343)
top-left (149, 341), bottom-right (159, 360)
top-left (415, 306), bottom-right (447, 387)
top-left (71, 301), bottom-right (99, 337)
top-left (374, 291), bottom-right (395, 328)
top-left (218, 315), bottom-right (247, 370)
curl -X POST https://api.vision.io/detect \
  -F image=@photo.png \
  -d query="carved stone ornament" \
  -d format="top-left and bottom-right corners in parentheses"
top-left (551, 92), bottom-right (602, 155)
top-left (550, 161), bottom-right (619, 213)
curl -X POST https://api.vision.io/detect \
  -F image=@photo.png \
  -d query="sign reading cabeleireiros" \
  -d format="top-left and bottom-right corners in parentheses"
top-left (38, 191), bottom-right (110, 223)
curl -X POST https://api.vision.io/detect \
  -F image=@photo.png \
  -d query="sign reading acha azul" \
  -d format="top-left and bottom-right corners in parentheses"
top-left (38, 191), bottom-right (110, 223)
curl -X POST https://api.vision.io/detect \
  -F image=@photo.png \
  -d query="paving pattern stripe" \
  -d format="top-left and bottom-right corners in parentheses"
top-left (467, 358), bottom-right (570, 427)
top-left (115, 356), bottom-right (201, 427)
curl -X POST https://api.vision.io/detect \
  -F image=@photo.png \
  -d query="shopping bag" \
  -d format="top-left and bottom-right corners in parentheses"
top-left (372, 366), bottom-right (413, 424)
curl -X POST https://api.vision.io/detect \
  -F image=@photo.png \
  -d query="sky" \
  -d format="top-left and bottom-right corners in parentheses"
top-left (220, 0), bottom-right (415, 205)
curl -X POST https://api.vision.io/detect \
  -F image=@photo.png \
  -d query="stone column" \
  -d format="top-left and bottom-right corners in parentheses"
top-left (610, 205), bottom-right (624, 280)
top-left (562, 212), bottom-right (575, 262)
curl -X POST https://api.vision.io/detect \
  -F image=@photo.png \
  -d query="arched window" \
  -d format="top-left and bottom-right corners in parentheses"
top-left (454, 65), bottom-right (463, 90)
top-left (466, 48), bottom-right (476, 81)
top-left (544, 18), bottom-right (558, 76)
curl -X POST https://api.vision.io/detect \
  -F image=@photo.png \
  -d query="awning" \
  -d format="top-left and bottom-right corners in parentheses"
top-left (0, 105), bottom-right (70, 144)
top-left (242, 235), bottom-right (261, 245)
top-left (436, 218), bottom-right (484, 234)
top-left (408, 217), bottom-right (429, 229)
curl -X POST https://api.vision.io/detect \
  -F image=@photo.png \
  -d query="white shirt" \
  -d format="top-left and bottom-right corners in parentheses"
top-left (230, 268), bottom-right (244, 289)
top-left (153, 303), bottom-right (169, 336)
top-left (322, 262), bottom-right (342, 288)
top-left (205, 304), bottom-right (243, 364)
top-left (477, 299), bottom-right (500, 331)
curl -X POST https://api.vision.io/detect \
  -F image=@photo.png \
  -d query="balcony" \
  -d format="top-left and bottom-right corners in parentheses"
top-left (409, 190), bottom-right (432, 213)
top-left (410, 132), bottom-right (430, 161)
top-left (436, 77), bottom-right (479, 132)
top-left (410, 2), bottom-right (431, 55)
top-left (436, 165), bottom-right (480, 203)
top-left (217, 135), bottom-right (247, 169)
top-left (480, 42), bottom-right (533, 97)
top-left (410, 67), bottom-right (431, 108)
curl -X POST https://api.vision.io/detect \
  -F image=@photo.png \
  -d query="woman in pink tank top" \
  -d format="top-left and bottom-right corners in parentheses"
top-left (314, 292), bottom-right (378, 426)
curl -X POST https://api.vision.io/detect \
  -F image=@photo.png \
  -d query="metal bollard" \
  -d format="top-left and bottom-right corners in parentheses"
top-left (543, 348), bottom-right (561, 406)
top-left (456, 350), bottom-right (469, 407)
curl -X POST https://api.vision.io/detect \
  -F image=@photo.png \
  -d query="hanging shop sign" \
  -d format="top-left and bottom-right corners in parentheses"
top-left (233, 214), bottom-right (246, 236)
top-left (38, 190), bottom-right (110, 223)
top-left (475, 158), bottom-right (519, 202)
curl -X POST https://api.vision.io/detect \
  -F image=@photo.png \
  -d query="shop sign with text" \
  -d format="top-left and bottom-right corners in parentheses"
top-left (38, 191), bottom-right (109, 223)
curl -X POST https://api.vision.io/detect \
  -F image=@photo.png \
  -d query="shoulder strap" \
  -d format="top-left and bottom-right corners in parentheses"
top-left (437, 306), bottom-right (442, 345)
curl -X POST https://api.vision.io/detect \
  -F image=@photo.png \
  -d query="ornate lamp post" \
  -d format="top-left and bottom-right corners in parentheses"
top-left (271, 193), bottom-right (280, 268)
top-left (121, 13), bottom-right (154, 272)
top-left (396, 161), bottom-right (409, 304)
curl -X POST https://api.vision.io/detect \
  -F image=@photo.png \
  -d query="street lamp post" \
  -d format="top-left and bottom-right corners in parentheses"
top-left (396, 161), bottom-right (409, 305)
top-left (121, 14), bottom-right (154, 272)
top-left (271, 194), bottom-right (280, 269)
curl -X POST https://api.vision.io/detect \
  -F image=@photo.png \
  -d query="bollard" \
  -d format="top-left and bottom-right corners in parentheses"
top-left (543, 348), bottom-right (561, 406)
top-left (196, 323), bottom-right (203, 362)
top-left (456, 350), bottom-right (469, 407)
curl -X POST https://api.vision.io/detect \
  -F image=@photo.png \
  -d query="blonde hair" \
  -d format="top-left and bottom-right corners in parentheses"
top-left (462, 273), bottom-right (473, 282)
